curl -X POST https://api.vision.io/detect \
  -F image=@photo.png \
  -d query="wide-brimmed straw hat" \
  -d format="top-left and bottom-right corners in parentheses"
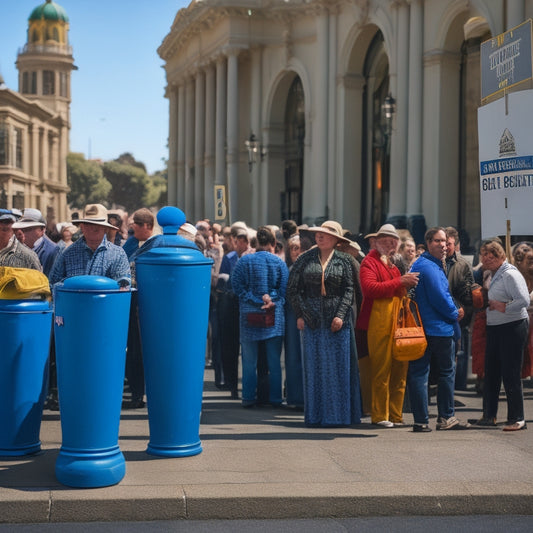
top-left (308, 220), bottom-right (351, 243)
top-left (365, 223), bottom-right (399, 240)
top-left (73, 204), bottom-right (115, 229)
top-left (375, 223), bottom-right (400, 239)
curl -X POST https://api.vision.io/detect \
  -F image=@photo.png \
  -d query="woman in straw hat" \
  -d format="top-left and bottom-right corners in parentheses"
top-left (287, 220), bottom-right (361, 426)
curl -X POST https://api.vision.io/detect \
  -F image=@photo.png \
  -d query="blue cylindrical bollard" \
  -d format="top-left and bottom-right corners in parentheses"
top-left (136, 206), bottom-right (213, 457)
top-left (54, 276), bottom-right (131, 488)
top-left (0, 299), bottom-right (52, 457)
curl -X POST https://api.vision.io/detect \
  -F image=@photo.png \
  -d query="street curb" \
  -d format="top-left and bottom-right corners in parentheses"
top-left (2, 485), bottom-right (533, 523)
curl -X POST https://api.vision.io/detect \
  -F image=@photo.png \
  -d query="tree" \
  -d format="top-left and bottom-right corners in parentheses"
top-left (67, 152), bottom-right (112, 209)
top-left (103, 153), bottom-right (167, 212)
top-left (146, 167), bottom-right (168, 208)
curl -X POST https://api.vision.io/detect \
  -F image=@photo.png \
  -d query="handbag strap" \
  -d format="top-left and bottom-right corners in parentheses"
top-left (407, 299), bottom-right (423, 328)
top-left (397, 297), bottom-right (423, 329)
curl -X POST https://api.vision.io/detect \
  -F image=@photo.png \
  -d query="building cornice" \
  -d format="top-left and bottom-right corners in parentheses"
top-left (158, 0), bottom-right (347, 61)
top-left (0, 88), bottom-right (56, 121)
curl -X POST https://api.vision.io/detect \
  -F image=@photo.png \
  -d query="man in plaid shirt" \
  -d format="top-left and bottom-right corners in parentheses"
top-left (49, 204), bottom-right (130, 288)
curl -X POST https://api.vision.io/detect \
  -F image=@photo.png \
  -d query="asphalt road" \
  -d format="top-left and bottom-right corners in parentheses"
top-left (0, 517), bottom-right (530, 532)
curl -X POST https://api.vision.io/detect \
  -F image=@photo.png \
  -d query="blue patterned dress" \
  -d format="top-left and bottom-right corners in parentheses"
top-left (287, 248), bottom-right (361, 426)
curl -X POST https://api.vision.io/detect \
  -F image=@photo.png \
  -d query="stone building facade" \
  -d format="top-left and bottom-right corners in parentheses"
top-left (159, 0), bottom-right (533, 247)
top-left (0, 0), bottom-right (75, 223)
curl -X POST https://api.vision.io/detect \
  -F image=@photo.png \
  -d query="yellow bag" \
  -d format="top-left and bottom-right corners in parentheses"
top-left (392, 297), bottom-right (427, 361)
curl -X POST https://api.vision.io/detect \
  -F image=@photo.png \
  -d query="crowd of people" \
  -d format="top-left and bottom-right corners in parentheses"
top-left (1, 203), bottom-right (532, 432)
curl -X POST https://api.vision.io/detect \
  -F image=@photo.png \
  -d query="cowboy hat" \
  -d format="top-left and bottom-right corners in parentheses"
top-left (308, 220), bottom-right (351, 243)
top-left (73, 204), bottom-right (115, 229)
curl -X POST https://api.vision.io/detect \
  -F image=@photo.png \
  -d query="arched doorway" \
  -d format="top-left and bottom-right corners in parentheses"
top-left (282, 76), bottom-right (305, 224)
top-left (361, 30), bottom-right (390, 233)
top-left (458, 20), bottom-right (491, 251)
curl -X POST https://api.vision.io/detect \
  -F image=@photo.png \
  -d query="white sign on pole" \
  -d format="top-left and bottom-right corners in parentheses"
top-left (478, 89), bottom-right (533, 238)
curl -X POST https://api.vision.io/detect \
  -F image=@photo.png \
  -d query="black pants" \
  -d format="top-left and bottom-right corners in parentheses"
top-left (217, 292), bottom-right (240, 392)
top-left (484, 318), bottom-right (528, 423)
top-left (125, 291), bottom-right (145, 402)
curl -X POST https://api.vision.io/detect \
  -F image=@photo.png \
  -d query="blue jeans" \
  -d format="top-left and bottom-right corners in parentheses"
top-left (241, 336), bottom-right (283, 404)
top-left (407, 336), bottom-right (455, 424)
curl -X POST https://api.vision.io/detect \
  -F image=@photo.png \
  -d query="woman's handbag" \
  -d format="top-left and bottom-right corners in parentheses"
top-left (392, 297), bottom-right (427, 361)
top-left (246, 306), bottom-right (275, 328)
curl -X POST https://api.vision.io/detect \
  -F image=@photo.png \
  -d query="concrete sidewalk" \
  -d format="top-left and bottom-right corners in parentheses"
top-left (2, 370), bottom-right (533, 524)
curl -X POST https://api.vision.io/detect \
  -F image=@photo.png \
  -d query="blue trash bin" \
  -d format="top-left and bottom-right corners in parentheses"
top-left (0, 299), bottom-right (52, 457)
top-left (53, 275), bottom-right (131, 488)
top-left (136, 206), bottom-right (213, 457)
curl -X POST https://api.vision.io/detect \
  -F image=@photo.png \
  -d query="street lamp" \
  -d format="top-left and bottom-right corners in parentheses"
top-left (244, 133), bottom-right (266, 172)
top-left (382, 93), bottom-right (396, 137)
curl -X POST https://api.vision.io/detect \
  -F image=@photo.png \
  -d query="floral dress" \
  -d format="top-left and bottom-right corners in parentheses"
top-left (287, 247), bottom-right (361, 426)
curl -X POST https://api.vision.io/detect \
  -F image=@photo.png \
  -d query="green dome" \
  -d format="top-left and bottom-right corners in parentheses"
top-left (29, 1), bottom-right (69, 23)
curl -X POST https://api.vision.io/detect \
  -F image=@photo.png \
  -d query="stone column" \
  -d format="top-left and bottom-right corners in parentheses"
top-left (422, 51), bottom-right (461, 225)
top-left (29, 124), bottom-right (38, 178)
top-left (167, 86), bottom-right (178, 206)
top-left (328, 8), bottom-right (338, 221)
top-left (304, 9), bottom-right (329, 225)
top-left (185, 76), bottom-right (195, 216)
top-left (195, 69), bottom-right (206, 221)
top-left (59, 121), bottom-right (68, 186)
top-left (177, 83), bottom-right (186, 208)
top-left (215, 55), bottom-right (227, 195)
top-left (406, 0), bottom-right (423, 230)
top-left (41, 128), bottom-right (49, 182)
top-left (388, 0), bottom-right (409, 223)
top-left (226, 48), bottom-right (240, 224)
top-left (338, 73), bottom-right (365, 232)
top-left (204, 64), bottom-right (216, 219)
top-left (506, 0), bottom-right (525, 30)
top-left (250, 46), bottom-right (262, 227)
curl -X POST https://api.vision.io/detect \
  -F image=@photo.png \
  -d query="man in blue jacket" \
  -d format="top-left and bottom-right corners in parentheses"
top-left (407, 227), bottom-right (470, 432)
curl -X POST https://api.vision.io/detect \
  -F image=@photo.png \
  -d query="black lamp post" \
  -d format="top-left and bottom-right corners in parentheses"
top-left (382, 93), bottom-right (396, 138)
top-left (244, 133), bottom-right (266, 172)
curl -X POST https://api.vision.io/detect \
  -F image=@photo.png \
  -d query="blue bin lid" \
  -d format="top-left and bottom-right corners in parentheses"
top-left (0, 299), bottom-right (52, 312)
top-left (57, 275), bottom-right (121, 292)
top-left (135, 206), bottom-right (213, 267)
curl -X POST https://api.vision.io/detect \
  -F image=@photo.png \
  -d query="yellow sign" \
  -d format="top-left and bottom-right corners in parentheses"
top-left (214, 185), bottom-right (227, 221)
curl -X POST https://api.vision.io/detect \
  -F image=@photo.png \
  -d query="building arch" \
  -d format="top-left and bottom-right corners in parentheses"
top-left (423, 3), bottom-right (492, 247)
top-left (263, 64), bottom-right (310, 224)
top-left (339, 21), bottom-right (392, 233)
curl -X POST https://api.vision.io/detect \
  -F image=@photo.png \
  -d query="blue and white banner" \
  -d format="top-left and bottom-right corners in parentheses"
top-left (481, 19), bottom-right (532, 102)
top-left (478, 89), bottom-right (533, 238)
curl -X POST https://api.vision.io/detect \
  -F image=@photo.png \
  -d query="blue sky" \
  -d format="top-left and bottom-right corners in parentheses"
top-left (0, 0), bottom-right (190, 174)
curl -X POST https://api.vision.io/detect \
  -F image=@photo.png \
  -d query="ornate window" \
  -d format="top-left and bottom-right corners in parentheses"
top-left (0, 124), bottom-right (8, 166)
top-left (283, 76), bottom-right (305, 224)
top-left (59, 72), bottom-right (68, 97)
top-left (15, 128), bottom-right (23, 169)
top-left (43, 70), bottom-right (55, 95)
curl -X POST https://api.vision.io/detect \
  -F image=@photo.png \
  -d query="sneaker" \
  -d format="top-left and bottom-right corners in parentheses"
top-left (503, 420), bottom-right (527, 432)
top-left (413, 424), bottom-right (432, 433)
top-left (436, 416), bottom-right (470, 430)
top-left (375, 420), bottom-right (394, 428)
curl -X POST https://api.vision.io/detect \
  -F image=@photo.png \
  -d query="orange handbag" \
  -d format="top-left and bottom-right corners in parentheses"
top-left (392, 297), bottom-right (427, 361)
